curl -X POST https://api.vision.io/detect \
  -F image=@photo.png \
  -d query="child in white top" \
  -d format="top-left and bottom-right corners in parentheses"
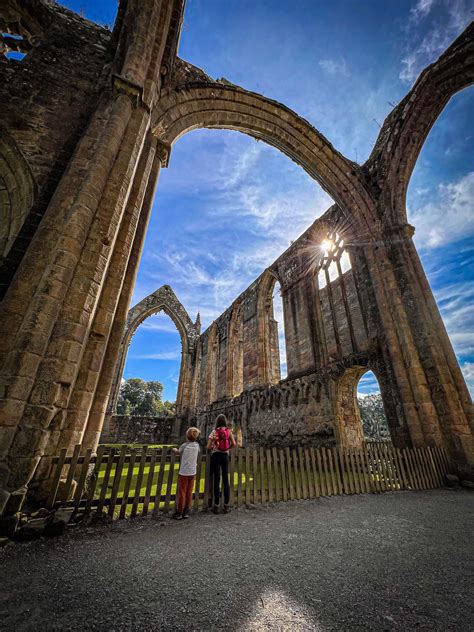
top-left (172, 427), bottom-right (201, 520)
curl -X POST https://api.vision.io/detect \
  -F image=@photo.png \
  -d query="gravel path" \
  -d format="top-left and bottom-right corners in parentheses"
top-left (1, 490), bottom-right (473, 631)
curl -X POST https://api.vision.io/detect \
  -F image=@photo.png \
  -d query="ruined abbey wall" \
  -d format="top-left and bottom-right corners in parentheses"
top-left (0, 0), bottom-right (472, 515)
top-left (188, 206), bottom-right (379, 447)
top-left (0, 2), bottom-right (112, 296)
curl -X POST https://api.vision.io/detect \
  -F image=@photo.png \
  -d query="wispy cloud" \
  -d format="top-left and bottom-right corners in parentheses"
top-left (131, 350), bottom-right (182, 361)
top-left (400, 0), bottom-right (472, 83)
top-left (461, 362), bottom-right (474, 392)
top-left (410, 171), bottom-right (474, 248)
top-left (410, 0), bottom-right (436, 22)
top-left (433, 281), bottom-right (474, 359)
top-left (318, 58), bottom-right (349, 77)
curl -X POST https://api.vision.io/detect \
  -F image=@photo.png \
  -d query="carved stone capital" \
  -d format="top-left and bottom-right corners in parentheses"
top-left (155, 139), bottom-right (171, 167)
top-left (112, 74), bottom-right (144, 109)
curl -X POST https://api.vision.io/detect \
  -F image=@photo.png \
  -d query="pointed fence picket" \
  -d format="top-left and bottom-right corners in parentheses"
top-left (45, 442), bottom-right (453, 520)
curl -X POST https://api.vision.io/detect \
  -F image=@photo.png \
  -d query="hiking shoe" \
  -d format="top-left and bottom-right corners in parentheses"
top-left (223, 505), bottom-right (231, 514)
top-left (212, 505), bottom-right (219, 514)
top-left (172, 512), bottom-right (182, 520)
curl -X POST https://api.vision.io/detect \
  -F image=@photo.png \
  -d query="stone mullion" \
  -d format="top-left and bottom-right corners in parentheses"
top-left (81, 153), bottom-right (162, 451)
top-left (225, 318), bottom-right (235, 398)
top-left (55, 134), bottom-right (157, 455)
top-left (336, 260), bottom-right (358, 353)
top-left (363, 242), bottom-right (442, 447)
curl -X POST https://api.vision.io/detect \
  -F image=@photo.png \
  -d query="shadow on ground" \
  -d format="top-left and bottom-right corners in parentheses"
top-left (1, 490), bottom-right (473, 631)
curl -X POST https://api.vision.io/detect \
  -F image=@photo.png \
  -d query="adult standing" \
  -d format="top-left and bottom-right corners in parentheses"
top-left (207, 414), bottom-right (236, 513)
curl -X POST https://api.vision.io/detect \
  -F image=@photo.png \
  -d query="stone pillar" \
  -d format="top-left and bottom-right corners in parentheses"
top-left (0, 0), bottom-right (179, 513)
top-left (384, 225), bottom-right (473, 473)
top-left (0, 91), bottom-right (136, 512)
top-left (81, 151), bottom-right (164, 452)
top-left (49, 134), bottom-right (157, 454)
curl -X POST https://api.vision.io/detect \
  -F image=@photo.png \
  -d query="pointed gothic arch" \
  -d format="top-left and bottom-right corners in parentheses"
top-left (108, 285), bottom-right (199, 416)
top-left (0, 128), bottom-right (36, 257)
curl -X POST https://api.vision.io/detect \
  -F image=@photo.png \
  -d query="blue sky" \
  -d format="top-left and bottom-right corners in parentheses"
top-left (60, 0), bottom-right (473, 401)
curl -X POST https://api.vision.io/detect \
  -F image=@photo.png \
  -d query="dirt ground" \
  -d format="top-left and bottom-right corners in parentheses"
top-left (1, 489), bottom-right (473, 631)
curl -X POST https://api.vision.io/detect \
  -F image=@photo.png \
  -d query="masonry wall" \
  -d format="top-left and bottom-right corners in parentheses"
top-left (189, 207), bottom-right (374, 449)
top-left (100, 414), bottom-right (183, 445)
top-left (0, 4), bottom-right (111, 296)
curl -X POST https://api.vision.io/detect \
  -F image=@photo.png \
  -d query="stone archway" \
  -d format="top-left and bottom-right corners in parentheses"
top-left (0, 2), bottom-right (472, 514)
top-left (335, 365), bottom-right (392, 449)
top-left (108, 285), bottom-right (199, 418)
top-left (153, 59), bottom-right (376, 224)
top-left (0, 128), bottom-right (36, 258)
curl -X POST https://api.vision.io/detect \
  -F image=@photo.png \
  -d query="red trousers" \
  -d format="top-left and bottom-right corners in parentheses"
top-left (177, 474), bottom-right (195, 511)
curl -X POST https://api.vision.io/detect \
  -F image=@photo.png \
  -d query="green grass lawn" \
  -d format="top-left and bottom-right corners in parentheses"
top-left (92, 444), bottom-right (387, 518)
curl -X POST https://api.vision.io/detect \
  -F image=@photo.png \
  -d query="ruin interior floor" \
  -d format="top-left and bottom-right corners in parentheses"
top-left (1, 489), bottom-right (472, 631)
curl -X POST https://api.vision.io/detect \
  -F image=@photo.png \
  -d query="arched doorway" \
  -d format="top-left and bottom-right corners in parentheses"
top-left (118, 311), bottom-right (181, 415)
top-left (108, 285), bottom-right (199, 418)
top-left (356, 370), bottom-right (390, 442)
top-left (335, 366), bottom-right (390, 448)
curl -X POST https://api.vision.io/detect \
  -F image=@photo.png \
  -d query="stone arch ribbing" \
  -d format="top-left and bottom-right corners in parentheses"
top-left (108, 285), bottom-right (198, 414)
top-left (366, 22), bottom-right (474, 221)
top-left (0, 128), bottom-right (36, 257)
top-left (152, 62), bottom-right (375, 223)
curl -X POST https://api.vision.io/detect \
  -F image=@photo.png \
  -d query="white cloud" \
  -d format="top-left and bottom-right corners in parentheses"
top-left (410, 0), bottom-right (436, 21)
top-left (433, 281), bottom-right (474, 358)
top-left (318, 58), bottom-right (349, 77)
top-left (461, 362), bottom-right (474, 393)
top-left (410, 171), bottom-right (474, 248)
top-left (400, 0), bottom-right (472, 83)
top-left (132, 350), bottom-right (182, 360)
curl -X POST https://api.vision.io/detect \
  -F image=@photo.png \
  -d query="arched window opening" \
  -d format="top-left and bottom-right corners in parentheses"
top-left (406, 87), bottom-right (474, 393)
top-left (1, 31), bottom-right (31, 61)
top-left (272, 280), bottom-right (287, 380)
top-left (119, 312), bottom-right (182, 417)
top-left (317, 230), bottom-right (352, 289)
top-left (335, 366), bottom-right (390, 448)
top-left (0, 133), bottom-right (36, 257)
top-left (356, 370), bottom-right (390, 442)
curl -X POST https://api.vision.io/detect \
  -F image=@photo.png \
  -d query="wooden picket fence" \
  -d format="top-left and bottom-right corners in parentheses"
top-left (46, 443), bottom-right (452, 519)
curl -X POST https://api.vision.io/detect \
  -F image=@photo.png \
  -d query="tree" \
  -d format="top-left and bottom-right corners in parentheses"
top-left (117, 378), bottom-right (175, 417)
top-left (358, 393), bottom-right (390, 440)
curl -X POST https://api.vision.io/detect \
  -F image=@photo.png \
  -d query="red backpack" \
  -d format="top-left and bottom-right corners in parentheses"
top-left (215, 427), bottom-right (232, 451)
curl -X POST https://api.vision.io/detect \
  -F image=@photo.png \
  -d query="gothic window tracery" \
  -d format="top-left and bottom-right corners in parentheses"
top-left (317, 230), bottom-right (352, 289)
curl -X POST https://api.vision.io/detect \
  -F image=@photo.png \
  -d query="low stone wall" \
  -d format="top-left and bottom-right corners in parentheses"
top-left (195, 352), bottom-right (382, 449)
top-left (100, 415), bottom-right (184, 445)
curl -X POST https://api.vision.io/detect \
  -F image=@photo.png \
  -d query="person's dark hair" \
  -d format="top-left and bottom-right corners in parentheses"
top-left (215, 414), bottom-right (227, 428)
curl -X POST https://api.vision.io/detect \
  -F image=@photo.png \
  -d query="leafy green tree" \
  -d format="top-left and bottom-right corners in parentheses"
top-left (117, 378), bottom-right (175, 417)
top-left (358, 393), bottom-right (390, 439)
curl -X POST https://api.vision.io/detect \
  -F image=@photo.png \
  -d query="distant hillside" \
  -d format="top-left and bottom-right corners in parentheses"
top-left (358, 393), bottom-right (390, 440)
